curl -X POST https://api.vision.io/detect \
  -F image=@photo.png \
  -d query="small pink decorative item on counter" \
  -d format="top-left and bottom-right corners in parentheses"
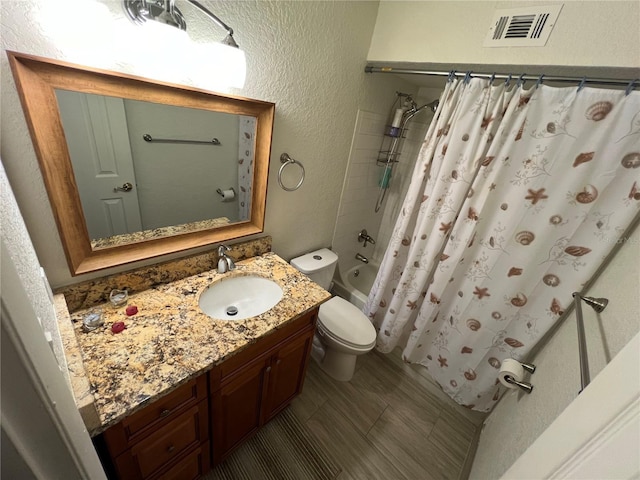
top-left (125, 305), bottom-right (138, 316)
top-left (111, 322), bottom-right (126, 333)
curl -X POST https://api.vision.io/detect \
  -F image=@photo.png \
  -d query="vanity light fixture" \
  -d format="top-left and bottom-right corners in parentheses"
top-left (122, 0), bottom-right (246, 88)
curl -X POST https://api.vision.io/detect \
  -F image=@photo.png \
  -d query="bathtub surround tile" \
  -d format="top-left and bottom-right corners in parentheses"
top-left (352, 132), bottom-right (384, 151)
top-left (332, 110), bottom-right (387, 274)
top-left (292, 353), bottom-right (480, 480)
top-left (57, 236), bottom-right (272, 312)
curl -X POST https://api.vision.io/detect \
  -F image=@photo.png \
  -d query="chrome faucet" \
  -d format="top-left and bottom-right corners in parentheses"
top-left (355, 253), bottom-right (369, 264)
top-left (358, 229), bottom-right (376, 248)
top-left (217, 244), bottom-right (236, 273)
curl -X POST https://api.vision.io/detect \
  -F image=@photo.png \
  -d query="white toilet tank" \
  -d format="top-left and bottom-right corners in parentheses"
top-left (290, 248), bottom-right (338, 291)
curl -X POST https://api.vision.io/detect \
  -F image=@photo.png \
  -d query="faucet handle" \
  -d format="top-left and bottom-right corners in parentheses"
top-left (358, 229), bottom-right (376, 247)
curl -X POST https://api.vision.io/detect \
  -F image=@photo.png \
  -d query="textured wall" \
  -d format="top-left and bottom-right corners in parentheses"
top-left (1, 0), bottom-right (407, 287)
top-left (470, 225), bottom-right (640, 479)
top-left (0, 161), bottom-right (70, 386)
top-left (368, 1), bottom-right (640, 69)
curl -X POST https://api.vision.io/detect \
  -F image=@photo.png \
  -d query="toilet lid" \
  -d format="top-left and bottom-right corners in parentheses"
top-left (318, 297), bottom-right (377, 347)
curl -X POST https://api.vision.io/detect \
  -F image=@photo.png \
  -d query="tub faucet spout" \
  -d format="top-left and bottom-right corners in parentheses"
top-left (355, 253), bottom-right (369, 264)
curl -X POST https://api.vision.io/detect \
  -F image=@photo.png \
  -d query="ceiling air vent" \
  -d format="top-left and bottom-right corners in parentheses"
top-left (484, 4), bottom-right (563, 47)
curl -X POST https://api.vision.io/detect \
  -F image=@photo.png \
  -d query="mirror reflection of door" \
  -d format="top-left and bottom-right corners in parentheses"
top-left (56, 90), bottom-right (253, 243)
top-left (56, 90), bottom-right (143, 239)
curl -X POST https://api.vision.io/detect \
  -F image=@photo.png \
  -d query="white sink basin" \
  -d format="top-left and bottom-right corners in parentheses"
top-left (198, 274), bottom-right (283, 320)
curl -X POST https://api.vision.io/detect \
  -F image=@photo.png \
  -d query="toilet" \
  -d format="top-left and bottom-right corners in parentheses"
top-left (291, 248), bottom-right (377, 381)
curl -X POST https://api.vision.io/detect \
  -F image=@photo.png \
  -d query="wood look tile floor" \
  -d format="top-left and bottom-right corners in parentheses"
top-left (289, 349), bottom-right (485, 480)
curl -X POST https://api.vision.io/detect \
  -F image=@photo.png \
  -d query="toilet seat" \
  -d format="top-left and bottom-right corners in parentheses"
top-left (318, 297), bottom-right (376, 349)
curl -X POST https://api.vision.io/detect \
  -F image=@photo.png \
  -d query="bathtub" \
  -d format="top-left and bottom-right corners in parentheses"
top-left (332, 263), bottom-right (379, 310)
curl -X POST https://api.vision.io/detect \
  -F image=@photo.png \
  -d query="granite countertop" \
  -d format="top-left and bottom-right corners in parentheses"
top-left (59, 252), bottom-right (331, 436)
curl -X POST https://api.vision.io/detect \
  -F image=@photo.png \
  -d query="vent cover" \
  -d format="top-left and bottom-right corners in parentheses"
top-left (484, 4), bottom-right (563, 47)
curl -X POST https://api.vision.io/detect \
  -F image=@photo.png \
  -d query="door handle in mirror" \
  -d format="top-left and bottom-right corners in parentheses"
top-left (113, 182), bottom-right (133, 192)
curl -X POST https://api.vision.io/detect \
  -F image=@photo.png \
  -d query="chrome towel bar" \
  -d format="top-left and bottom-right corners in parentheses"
top-left (143, 133), bottom-right (221, 145)
top-left (572, 292), bottom-right (609, 393)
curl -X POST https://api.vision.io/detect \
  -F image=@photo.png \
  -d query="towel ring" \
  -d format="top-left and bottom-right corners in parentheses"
top-left (278, 153), bottom-right (305, 191)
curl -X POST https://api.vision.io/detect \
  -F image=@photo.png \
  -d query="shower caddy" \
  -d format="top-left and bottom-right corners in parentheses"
top-left (374, 92), bottom-right (412, 212)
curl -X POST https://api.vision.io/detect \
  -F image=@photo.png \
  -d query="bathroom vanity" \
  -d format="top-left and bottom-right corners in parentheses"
top-left (99, 309), bottom-right (316, 478)
top-left (56, 249), bottom-right (330, 479)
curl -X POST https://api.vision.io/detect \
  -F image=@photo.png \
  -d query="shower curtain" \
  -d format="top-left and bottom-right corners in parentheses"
top-left (364, 77), bottom-right (640, 411)
top-left (238, 115), bottom-right (256, 220)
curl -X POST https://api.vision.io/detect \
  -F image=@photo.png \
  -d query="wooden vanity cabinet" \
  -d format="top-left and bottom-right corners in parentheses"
top-left (97, 307), bottom-right (318, 477)
top-left (209, 308), bottom-right (317, 464)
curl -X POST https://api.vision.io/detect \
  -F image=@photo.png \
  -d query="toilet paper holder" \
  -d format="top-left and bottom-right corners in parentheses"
top-left (503, 375), bottom-right (534, 394)
top-left (503, 361), bottom-right (536, 394)
top-left (216, 187), bottom-right (236, 197)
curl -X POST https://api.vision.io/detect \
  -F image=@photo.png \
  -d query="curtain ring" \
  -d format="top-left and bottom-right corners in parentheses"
top-left (517, 73), bottom-right (526, 87)
top-left (464, 71), bottom-right (473, 84)
top-left (489, 73), bottom-right (496, 85)
top-left (447, 70), bottom-right (456, 83)
top-left (625, 79), bottom-right (638, 96)
top-left (535, 74), bottom-right (545, 89)
top-left (577, 76), bottom-right (587, 92)
top-left (278, 153), bottom-right (305, 191)
top-left (504, 74), bottom-right (513, 86)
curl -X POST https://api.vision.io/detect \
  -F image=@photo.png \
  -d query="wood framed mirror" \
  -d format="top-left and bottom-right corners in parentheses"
top-left (8, 51), bottom-right (274, 275)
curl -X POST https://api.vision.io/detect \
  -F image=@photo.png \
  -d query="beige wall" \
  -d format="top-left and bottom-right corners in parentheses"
top-left (368, 1), bottom-right (640, 69)
top-left (0, 0), bottom-right (413, 287)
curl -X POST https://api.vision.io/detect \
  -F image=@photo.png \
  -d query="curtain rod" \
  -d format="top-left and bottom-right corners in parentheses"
top-left (365, 65), bottom-right (638, 89)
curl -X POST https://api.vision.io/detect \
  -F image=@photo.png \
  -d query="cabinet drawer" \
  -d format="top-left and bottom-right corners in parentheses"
top-left (104, 376), bottom-right (207, 456)
top-left (114, 400), bottom-right (208, 479)
top-left (150, 441), bottom-right (210, 480)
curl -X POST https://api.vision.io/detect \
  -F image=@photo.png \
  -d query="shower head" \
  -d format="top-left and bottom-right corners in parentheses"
top-left (419, 99), bottom-right (439, 113)
top-left (402, 98), bottom-right (440, 123)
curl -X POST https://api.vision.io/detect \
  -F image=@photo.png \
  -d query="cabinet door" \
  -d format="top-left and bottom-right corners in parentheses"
top-left (212, 357), bottom-right (269, 463)
top-left (263, 329), bottom-right (314, 422)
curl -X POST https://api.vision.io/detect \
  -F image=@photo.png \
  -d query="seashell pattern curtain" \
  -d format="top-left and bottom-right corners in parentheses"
top-left (364, 78), bottom-right (640, 411)
top-left (238, 115), bottom-right (256, 220)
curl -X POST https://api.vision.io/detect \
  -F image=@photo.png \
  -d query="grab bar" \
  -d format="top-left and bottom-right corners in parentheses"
top-left (143, 134), bottom-right (221, 145)
top-left (572, 292), bottom-right (609, 393)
